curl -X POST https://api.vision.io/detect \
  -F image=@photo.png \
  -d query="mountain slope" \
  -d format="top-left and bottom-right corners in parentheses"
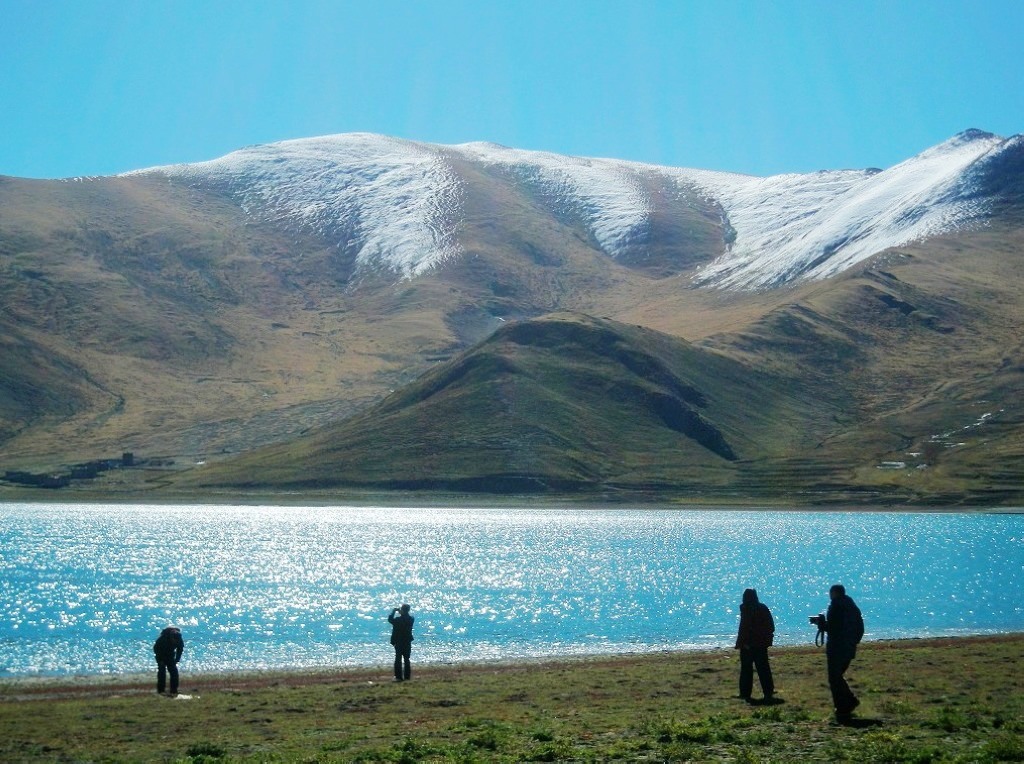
top-left (175, 227), bottom-right (1024, 503)
top-left (1, 129), bottom-right (1022, 504)
top-left (175, 313), bottom-right (823, 493)
top-left (706, 224), bottom-right (1024, 503)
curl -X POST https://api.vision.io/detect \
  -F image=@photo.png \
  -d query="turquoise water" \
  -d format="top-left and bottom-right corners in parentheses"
top-left (1, 503), bottom-right (1021, 677)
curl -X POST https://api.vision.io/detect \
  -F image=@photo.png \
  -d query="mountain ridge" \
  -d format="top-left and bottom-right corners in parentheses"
top-left (125, 128), bottom-right (1021, 289)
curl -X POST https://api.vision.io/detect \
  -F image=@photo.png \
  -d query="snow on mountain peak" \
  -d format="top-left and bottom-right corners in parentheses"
top-left (132, 133), bottom-right (463, 278)
top-left (690, 130), bottom-right (1007, 289)
top-left (127, 130), bottom-right (1015, 288)
top-left (454, 142), bottom-right (654, 255)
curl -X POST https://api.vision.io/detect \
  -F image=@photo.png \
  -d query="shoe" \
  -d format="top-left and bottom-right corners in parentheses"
top-left (836, 695), bottom-right (859, 713)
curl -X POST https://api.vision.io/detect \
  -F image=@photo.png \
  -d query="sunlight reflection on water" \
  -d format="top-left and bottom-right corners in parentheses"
top-left (1, 503), bottom-right (1021, 676)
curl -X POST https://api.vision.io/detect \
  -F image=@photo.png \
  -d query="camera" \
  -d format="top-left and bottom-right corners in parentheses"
top-left (809, 613), bottom-right (826, 628)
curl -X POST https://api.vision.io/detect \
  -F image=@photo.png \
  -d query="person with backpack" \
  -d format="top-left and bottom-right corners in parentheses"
top-left (153, 625), bottom-right (185, 696)
top-left (734, 588), bottom-right (775, 702)
top-left (388, 604), bottom-right (414, 682)
top-left (819, 584), bottom-right (864, 722)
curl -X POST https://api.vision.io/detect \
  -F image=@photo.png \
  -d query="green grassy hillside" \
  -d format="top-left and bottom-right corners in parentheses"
top-left (173, 313), bottom-right (832, 495)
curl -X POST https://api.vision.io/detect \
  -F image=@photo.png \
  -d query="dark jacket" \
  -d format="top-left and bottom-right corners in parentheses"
top-left (388, 611), bottom-right (414, 648)
top-left (736, 593), bottom-right (775, 650)
top-left (153, 627), bottom-right (184, 663)
top-left (825, 594), bottom-right (864, 652)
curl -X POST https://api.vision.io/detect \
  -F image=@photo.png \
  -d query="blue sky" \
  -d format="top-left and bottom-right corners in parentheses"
top-left (2, 0), bottom-right (1021, 179)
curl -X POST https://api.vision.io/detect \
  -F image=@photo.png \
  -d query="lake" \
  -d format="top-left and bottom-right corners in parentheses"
top-left (1, 503), bottom-right (1021, 677)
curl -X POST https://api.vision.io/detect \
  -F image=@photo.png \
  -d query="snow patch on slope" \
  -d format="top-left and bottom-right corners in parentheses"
top-left (687, 130), bottom-right (1007, 289)
top-left (455, 143), bottom-right (653, 256)
top-left (136, 135), bottom-right (665, 277)
top-left (130, 134), bottom-right (463, 278)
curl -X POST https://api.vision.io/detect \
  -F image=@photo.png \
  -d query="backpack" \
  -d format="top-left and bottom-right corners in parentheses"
top-left (851, 603), bottom-right (864, 644)
top-left (756, 603), bottom-right (775, 647)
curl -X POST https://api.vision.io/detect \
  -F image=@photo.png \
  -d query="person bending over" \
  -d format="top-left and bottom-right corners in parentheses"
top-left (153, 625), bottom-right (184, 696)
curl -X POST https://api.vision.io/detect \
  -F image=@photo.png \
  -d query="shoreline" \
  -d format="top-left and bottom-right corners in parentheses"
top-left (4, 632), bottom-right (1021, 700)
top-left (2, 491), bottom-right (1021, 512)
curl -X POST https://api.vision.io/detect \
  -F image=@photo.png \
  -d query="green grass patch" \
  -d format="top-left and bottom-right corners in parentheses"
top-left (1, 635), bottom-right (1021, 762)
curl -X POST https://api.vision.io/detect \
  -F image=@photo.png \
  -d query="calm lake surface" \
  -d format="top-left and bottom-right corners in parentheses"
top-left (1, 503), bottom-right (1022, 677)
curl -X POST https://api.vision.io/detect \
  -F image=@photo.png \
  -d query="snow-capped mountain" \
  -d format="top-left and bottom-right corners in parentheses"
top-left (131, 129), bottom-right (1022, 289)
top-left (689, 129), bottom-right (1020, 288)
top-left (5, 127), bottom-right (1024, 501)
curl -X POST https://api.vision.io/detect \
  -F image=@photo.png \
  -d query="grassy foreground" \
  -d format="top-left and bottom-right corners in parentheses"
top-left (1, 636), bottom-right (1022, 763)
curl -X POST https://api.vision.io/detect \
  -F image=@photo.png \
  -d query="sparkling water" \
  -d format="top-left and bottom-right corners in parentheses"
top-left (1, 503), bottom-right (1021, 677)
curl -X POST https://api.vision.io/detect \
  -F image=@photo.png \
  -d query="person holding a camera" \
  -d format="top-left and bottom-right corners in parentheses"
top-left (388, 603), bottom-right (415, 682)
top-left (734, 588), bottom-right (776, 702)
top-left (811, 584), bottom-right (864, 722)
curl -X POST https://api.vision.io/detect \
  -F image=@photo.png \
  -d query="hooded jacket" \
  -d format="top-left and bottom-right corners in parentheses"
top-left (735, 589), bottom-right (775, 650)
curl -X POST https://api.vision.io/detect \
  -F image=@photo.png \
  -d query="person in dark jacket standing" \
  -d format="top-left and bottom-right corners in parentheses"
top-left (388, 604), bottom-right (414, 682)
top-left (734, 588), bottom-right (775, 702)
top-left (819, 584), bottom-right (864, 721)
top-left (153, 625), bottom-right (184, 696)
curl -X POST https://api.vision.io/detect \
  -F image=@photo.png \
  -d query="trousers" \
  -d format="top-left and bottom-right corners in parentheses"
top-left (827, 647), bottom-right (857, 714)
top-left (157, 659), bottom-right (179, 694)
top-left (739, 646), bottom-right (774, 698)
top-left (393, 644), bottom-right (411, 681)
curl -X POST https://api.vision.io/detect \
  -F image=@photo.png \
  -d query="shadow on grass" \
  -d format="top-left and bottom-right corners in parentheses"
top-left (833, 716), bottom-right (883, 728)
top-left (746, 696), bottom-right (785, 706)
